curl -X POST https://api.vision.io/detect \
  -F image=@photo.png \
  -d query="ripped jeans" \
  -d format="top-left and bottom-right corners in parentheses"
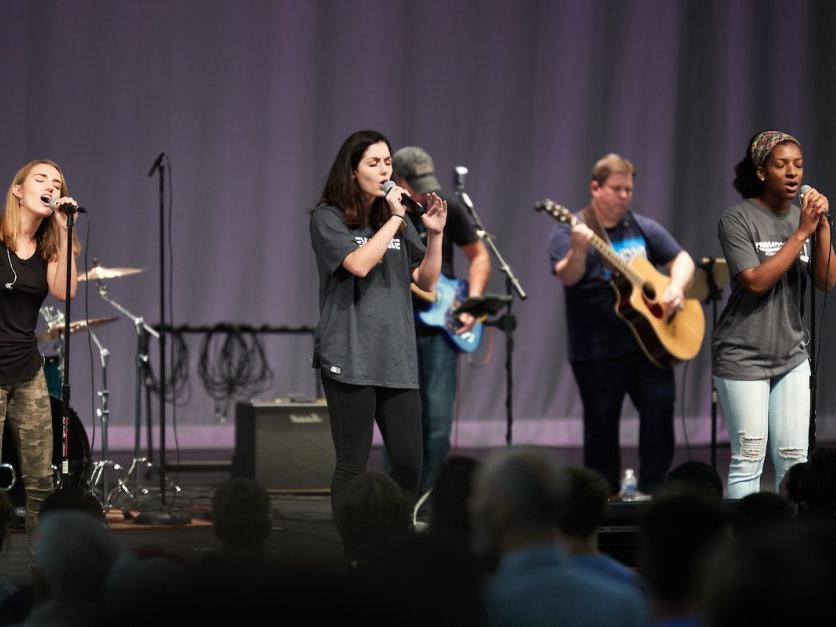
top-left (716, 359), bottom-right (809, 499)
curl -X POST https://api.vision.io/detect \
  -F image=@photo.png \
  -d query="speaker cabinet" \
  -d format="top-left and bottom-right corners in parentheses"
top-left (233, 399), bottom-right (335, 492)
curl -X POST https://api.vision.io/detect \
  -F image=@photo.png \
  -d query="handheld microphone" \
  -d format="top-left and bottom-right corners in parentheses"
top-left (383, 180), bottom-right (425, 215)
top-left (800, 184), bottom-right (832, 225)
top-left (49, 198), bottom-right (87, 214)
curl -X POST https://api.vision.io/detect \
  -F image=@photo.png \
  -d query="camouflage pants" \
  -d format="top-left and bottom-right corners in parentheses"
top-left (0, 368), bottom-right (54, 558)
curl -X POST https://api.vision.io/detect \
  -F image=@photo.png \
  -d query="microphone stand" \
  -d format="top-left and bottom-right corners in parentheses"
top-left (148, 154), bottom-right (169, 504)
top-left (454, 167), bottom-right (527, 446)
top-left (58, 206), bottom-right (79, 486)
top-left (697, 258), bottom-right (724, 471)
top-left (809, 230), bottom-right (818, 454)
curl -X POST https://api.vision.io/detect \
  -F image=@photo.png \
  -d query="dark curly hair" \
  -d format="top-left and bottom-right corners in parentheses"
top-left (733, 132), bottom-right (766, 199)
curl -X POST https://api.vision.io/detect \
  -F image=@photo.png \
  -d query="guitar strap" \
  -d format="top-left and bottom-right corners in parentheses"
top-left (581, 206), bottom-right (620, 275)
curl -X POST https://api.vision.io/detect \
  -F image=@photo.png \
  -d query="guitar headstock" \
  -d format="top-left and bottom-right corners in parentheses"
top-left (534, 199), bottom-right (574, 224)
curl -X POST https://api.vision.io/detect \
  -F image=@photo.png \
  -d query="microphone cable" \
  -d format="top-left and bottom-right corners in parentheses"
top-left (197, 325), bottom-right (274, 423)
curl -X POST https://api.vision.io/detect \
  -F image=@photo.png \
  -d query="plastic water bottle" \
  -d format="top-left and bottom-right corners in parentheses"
top-left (619, 468), bottom-right (638, 501)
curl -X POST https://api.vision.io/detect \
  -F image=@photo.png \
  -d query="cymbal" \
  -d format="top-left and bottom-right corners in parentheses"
top-left (78, 266), bottom-right (144, 281)
top-left (37, 316), bottom-right (119, 341)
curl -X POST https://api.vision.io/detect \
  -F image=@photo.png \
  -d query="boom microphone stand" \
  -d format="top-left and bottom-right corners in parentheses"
top-left (453, 166), bottom-right (527, 445)
top-left (148, 153), bottom-right (169, 503)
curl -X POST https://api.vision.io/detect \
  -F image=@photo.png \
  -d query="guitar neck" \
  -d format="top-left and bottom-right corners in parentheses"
top-left (571, 215), bottom-right (640, 284)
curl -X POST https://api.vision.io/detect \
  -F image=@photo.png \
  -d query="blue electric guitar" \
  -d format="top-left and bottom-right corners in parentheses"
top-left (411, 274), bottom-right (484, 353)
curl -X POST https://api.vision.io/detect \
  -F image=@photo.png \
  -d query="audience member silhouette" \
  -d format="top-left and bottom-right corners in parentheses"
top-left (211, 477), bottom-right (272, 564)
top-left (665, 460), bottom-right (724, 501)
top-left (333, 470), bottom-right (412, 568)
top-left (38, 486), bottom-right (105, 523)
top-left (428, 455), bottom-right (480, 546)
top-left (558, 465), bottom-right (647, 598)
top-left (638, 489), bottom-right (727, 626)
top-left (730, 492), bottom-right (794, 541)
top-left (471, 447), bottom-right (648, 627)
top-left (703, 521), bottom-right (836, 626)
top-left (26, 511), bottom-right (121, 627)
top-left (794, 446), bottom-right (836, 521)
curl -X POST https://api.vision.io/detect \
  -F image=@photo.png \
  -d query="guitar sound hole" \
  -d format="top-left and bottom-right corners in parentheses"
top-left (641, 283), bottom-right (664, 319)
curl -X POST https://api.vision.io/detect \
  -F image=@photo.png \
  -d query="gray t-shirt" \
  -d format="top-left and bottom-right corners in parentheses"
top-left (712, 199), bottom-right (809, 379)
top-left (310, 204), bottom-right (426, 388)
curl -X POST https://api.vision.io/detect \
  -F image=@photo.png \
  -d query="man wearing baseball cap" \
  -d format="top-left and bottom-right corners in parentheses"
top-left (392, 146), bottom-right (491, 495)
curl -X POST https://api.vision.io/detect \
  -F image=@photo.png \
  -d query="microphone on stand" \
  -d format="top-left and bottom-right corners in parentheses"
top-left (454, 166), bottom-right (468, 191)
top-left (49, 198), bottom-right (87, 214)
top-left (383, 180), bottom-right (425, 215)
top-left (453, 166), bottom-right (474, 209)
top-left (800, 184), bottom-right (832, 225)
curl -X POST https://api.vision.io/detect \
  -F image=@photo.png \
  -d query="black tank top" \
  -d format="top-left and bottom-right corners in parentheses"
top-left (0, 244), bottom-right (48, 384)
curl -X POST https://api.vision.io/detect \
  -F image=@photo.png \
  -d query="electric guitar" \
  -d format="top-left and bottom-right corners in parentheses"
top-left (535, 199), bottom-right (705, 368)
top-left (411, 274), bottom-right (484, 353)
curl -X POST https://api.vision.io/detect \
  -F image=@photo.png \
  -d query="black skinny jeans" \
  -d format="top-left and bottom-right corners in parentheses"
top-left (321, 373), bottom-right (423, 532)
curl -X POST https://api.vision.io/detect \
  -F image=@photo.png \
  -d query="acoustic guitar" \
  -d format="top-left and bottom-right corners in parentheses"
top-left (535, 199), bottom-right (705, 368)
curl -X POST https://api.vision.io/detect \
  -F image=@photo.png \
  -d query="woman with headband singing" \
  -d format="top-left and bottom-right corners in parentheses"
top-left (713, 131), bottom-right (836, 498)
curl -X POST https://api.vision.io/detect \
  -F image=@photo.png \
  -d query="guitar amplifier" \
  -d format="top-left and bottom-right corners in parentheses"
top-left (232, 399), bottom-right (335, 492)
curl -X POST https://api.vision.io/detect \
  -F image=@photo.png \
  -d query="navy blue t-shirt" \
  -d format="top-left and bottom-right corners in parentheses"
top-left (548, 209), bottom-right (683, 362)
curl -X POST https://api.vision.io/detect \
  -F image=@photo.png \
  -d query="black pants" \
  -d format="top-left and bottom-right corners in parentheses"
top-left (571, 352), bottom-right (675, 494)
top-left (321, 373), bottom-right (423, 514)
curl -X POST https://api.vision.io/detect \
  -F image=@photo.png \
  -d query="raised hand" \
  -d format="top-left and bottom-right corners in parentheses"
top-left (421, 192), bottom-right (447, 234)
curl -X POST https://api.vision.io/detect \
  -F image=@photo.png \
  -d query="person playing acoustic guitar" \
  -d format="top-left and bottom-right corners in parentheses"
top-left (392, 146), bottom-right (491, 495)
top-left (548, 153), bottom-right (696, 497)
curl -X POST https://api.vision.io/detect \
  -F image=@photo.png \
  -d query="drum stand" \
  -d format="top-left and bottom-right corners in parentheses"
top-left (86, 328), bottom-right (128, 508)
top-left (95, 280), bottom-right (181, 508)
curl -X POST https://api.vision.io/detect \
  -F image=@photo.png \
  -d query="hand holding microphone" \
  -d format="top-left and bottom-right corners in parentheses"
top-left (48, 196), bottom-right (86, 230)
top-left (383, 180), bottom-right (424, 216)
top-left (49, 197), bottom-right (87, 214)
top-left (800, 184), bottom-right (831, 228)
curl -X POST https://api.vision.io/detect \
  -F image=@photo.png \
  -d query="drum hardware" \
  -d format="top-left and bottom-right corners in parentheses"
top-left (36, 316), bottom-right (118, 342)
top-left (85, 326), bottom-right (131, 509)
top-left (0, 462), bottom-right (16, 492)
top-left (78, 264), bottom-right (145, 282)
top-left (94, 276), bottom-right (182, 509)
top-left (0, 396), bottom-right (91, 512)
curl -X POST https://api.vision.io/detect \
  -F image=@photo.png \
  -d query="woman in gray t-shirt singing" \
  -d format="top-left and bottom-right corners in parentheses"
top-left (309, 130), bottom-right (447, 552)
top-left (713, 131), bottom-right (836, 498)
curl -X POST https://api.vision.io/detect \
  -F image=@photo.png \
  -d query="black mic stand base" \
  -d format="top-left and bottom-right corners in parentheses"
top-left (133, 509), bottom-right (191, 526)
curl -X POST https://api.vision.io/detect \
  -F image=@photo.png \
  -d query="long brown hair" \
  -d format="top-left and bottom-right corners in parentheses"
top-left (319, 130), bottom-right (396, 230)
top-left (1, 160), bottom-right (80, 260)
